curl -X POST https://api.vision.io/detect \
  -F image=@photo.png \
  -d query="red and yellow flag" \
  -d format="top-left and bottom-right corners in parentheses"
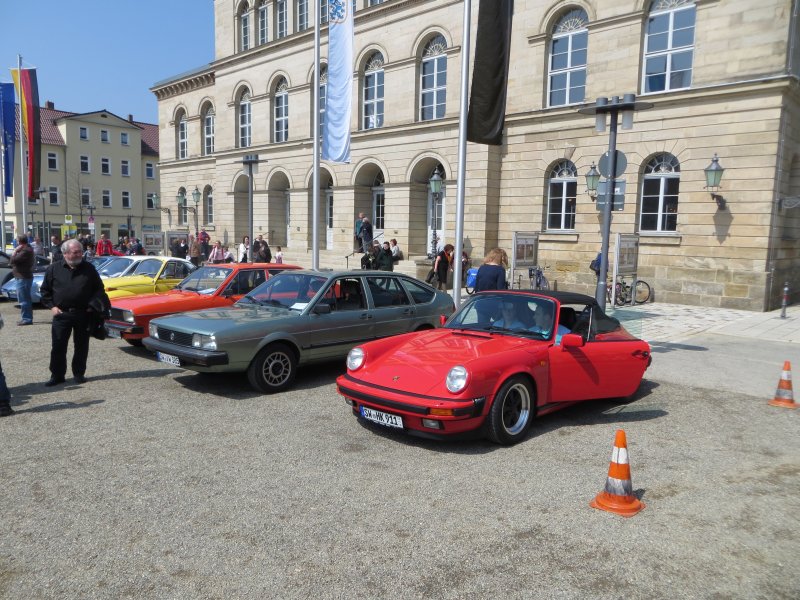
top-left (11, 68), bottom-right (41, 200)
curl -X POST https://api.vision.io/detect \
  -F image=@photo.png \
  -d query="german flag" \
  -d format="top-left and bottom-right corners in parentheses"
top-left (11, 68), bottom-right (41, 200)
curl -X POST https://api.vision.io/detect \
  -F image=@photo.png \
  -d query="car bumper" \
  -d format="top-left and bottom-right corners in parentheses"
top-left (142, 336), bottom-right (229, 367)
top-left (336, 373), bottom-right (487, 438)
top-left (105, 321), bottom-right (145, 339)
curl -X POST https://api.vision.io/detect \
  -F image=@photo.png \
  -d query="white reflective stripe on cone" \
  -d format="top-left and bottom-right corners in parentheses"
top-left (611, 446), bottom-right (629, 464)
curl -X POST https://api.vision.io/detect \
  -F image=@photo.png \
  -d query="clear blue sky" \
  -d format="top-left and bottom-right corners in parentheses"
top-left (0, 0), bottom-right (215, 124)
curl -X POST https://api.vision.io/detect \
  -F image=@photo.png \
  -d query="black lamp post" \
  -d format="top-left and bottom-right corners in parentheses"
top-left (428, 171), bottom-right (442, 259)
top-left (578, 94), bottom-right (652, 307)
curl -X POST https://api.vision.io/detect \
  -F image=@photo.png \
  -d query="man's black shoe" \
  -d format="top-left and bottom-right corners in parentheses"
top-left (44, 378), bottom-right (65, 387)
top-left (74, 375), bottom-right (88, 384)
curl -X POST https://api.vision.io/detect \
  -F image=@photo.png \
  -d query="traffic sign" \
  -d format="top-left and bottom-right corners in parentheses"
top-left (88, 216), bottom-right (95, 224)
top-left (64, 215), bottom-right (73, 224)
top-left (598, 150), bottom-right (627, 178)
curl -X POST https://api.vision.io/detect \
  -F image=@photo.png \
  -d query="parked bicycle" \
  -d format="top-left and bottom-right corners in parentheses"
top-left (607, 274), bottom-right (652, 306)
top-left (528, 265), bottom-right (550, 290)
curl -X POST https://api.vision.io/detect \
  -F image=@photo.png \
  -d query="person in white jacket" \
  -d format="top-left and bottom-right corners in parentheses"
top-left (237, 235), bottom-right (250, 263)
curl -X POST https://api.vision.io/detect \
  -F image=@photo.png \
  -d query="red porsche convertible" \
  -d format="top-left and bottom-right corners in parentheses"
top-left (337, 291), bottom-right (652, 445)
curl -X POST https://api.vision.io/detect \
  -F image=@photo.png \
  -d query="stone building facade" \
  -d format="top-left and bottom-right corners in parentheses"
top-left (152, 0), bottom-right (800, 310)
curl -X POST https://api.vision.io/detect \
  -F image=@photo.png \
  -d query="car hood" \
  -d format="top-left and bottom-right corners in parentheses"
top-left (111, 289), bottom-right (216, 313)
top-left (152, 304), bottom-right (297, 335)
top-left (105, 274), bottom-right (157, 289)
top-left (356, 328), bottom-right (541, 396)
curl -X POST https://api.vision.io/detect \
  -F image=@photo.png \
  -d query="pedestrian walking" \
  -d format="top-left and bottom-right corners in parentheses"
top-left (433, 244), bottom-right (455, 291)
top-left (359, 217), bottom-right (373, 253)
top-left (10, 235), bottom-right (35, 326)
top-left (238, 236), bottom-right (250, 262)
top-left (188, 235), bottom-right (202, 267)
top-left (475, 247), bottom-right (509, 292)
top-left (207, 241), bottom-right (225, 264)
top-left (39, 239), bottom-right (108, 386)
top-left (376, 241), bottom-right (394, 271)
top-left (198, 228), bottom-right (211, 262)
top-left (354, 212), bottom-right (365, 250)
top-left (49, 235), bottom-right (63, 262)
top-left (275, 246), bottom-right (283, 264)
top-left (31, 236), bottom-right (44, 257)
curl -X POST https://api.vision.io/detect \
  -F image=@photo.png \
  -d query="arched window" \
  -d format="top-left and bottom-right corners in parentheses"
top-left (318, 66), bottom-right (327, 138)
top-left (547, 161), bottom-right (577, 230)
top-left (238, 90), bottom-right (252, 148)
top-left (548, 9), bottom-right (588, 107)
top-left (258, 0), bottom-right (268, 45)
top-left (420, 35), bottom-right (447, 121)
top-left (205, 186), bottom-right (214, 225)
top-left (363, 51), bottom-right (384, 130)
top-left (202, 105), bottom-right (215, 156)
top-left (176, 111), bottom-right (187, 160)
top-left (642, 0), bottom-right (695, 93)
top-left (274, 78), bottom-right (289, 143)
top-left (297, 0), bottom-right (309, 32)
top-left (277, 0), bottom-right (288, 39)
top-left (640, 154), bottom-right (680, 232)
top-left (238, 1), bottom-right (251, 52)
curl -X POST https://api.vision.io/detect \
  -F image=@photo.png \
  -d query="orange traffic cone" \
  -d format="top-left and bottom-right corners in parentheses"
top-left (590, 429), bottom-right (645, 517)
top-left (769, 361), bottom-right (796, 409)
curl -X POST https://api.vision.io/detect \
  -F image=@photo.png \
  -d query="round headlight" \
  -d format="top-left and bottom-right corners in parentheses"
top-left (347, 347), bottom-right (365, 371)
top-left (446, 366), bottom-right (468, 393)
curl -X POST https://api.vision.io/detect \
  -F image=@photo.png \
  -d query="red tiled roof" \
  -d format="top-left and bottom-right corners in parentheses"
top-left (13, 104), bottom-right (158, 156)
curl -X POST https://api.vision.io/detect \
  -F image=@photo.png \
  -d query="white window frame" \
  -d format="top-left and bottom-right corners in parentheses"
top-left (121, 190), bottom-right (131, 209)
top-left (121, 132), bottom-right (129, 145)
top-left (240, 7), bottom-right (250, 51)
top-left (79, 126), bottom-right (89, 140)
top-left (204, 108), bottom-right (215, 155)
top-left (259, 0), bottom-right (268, 44)
top-left (81, 188), bottom-right (91, 207)
top-left (146, 162), bottom-right (155, 179)
top-left (639, 154), bottom-right (681, 233)
top-left (420, 36), bottom-right (447, 122)
top-left (547, 10), bottom-right (588, 108)
top-left (546, 161), bottom-right (578, 231)
top-left (47, 152), bottom-right (58, 171)
top-left (239, 92), bottom-right (252, 148)
top-left (101, 157), bottom-right (111, 175)
top-left (297, 0), bottom-right (308, 32)
top-left (80, 155), bottom-right (90, 173)
top-left (102, 189), bottom-right (112, 208)
top-left (146, 193), bottom-right (156, 210)
top-left (274, 80), bottom-right (289, 143)
top-left (642, 1), bottom-right (696, 94)
top-left (206, 189), bottom-right (214, 224)
top-left (178, 115), bottom-right (188, 159)
top-left (277, 0), bottom-right (287, 39)
top-left (318, 68), bottom-right (327, 138)
top-left (121, 160), bottom-right (130, 177)
top-left (100, 129), bottom-right (109, 143)
top-left (48, 186), bottom-right (59, 205)
top-left (319, 0), bottom-right (328, 24)
top-left (363, 52), bottom-right (384, 130)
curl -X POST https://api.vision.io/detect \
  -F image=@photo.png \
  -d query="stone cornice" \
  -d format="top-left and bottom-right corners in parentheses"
top-left (152, 71), bottom-right (215, 101)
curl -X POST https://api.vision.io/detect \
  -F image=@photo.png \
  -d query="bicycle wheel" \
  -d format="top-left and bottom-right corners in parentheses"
top-left (634, 280), bottom-right (652, 304)
top-left (614, 283), bottom-right (625, 306)
top-left (538, 276), bottom-right (550, 291)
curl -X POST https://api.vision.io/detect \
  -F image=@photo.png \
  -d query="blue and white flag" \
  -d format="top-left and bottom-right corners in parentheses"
top-left (322, 0), bottom-right (353, 163)
top-left (0, 83), bottom-right (15, 196)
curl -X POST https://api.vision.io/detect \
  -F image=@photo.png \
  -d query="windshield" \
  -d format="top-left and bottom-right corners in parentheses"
top-left (176, 266), bottom-right (231, 294)
top-left (447, 294), bottom-right (558, 340)
top-left (238, 272), bottom-right (328, 311)
top-left (99, 257), bottom-right (135, 278)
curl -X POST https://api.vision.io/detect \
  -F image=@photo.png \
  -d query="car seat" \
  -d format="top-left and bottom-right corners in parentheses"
top-left (559, 307), bottom-right (577, 331)
top-left (338, 281), bottom-right (363, 310)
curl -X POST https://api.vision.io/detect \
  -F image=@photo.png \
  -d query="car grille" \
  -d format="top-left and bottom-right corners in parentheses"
top-left (156, 327), bottom-right (193, 347)
top-left (109, 308), bottom-right (126, 321)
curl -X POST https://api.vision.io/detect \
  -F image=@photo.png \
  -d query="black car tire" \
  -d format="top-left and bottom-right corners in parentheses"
top-left (487, 375), bottom-right (534, 445)
top-left (125, 338), bottom-right (144, 347)
top-left (247, 343), bottom-right (298, 393)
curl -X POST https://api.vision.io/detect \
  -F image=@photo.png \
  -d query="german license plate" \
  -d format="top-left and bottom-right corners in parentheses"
top-left (360, 406), bottom-right (403, 429)
top-left (106, 327), bottom-right (121, 339)
top-left (156, 351), bottom-right (181, 366)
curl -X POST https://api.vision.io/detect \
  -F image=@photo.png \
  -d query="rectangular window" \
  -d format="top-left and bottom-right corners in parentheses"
top-left (547, 181), bottom-right (577, 230)
top-left (643, 5), bottom-right (695, 93)
top-left (100, 129), bottom-right (109, 143)
top-left (121, 160), bottom-right (130, 177)
top-left (48, 186), bottom-right (59, 205)
top-left (275, 94), bottom-right (288, 142)
top-left (204, 112), bottom-right (215, 155)
top-left (81, 188), bottom-right (91, 206)
top-left (102, 190), bottom-right (112, 208)
top-left (146, 193), bottom-right (156, 210)
top-left (80, 155), bottom-right (90, 173)
top-left (145, 162), bottom-right (155, 179)
top-left (420, 55), bottom-right (446, 121)
top-left (319, 0), bottom-right (328, 23)
top-left (101, 157), bottom-right (110, 175)
top-left (297, 0), bottom-right (308, 31)
top-left (79, 126), bottom-right (88, 140)
top-left (241, 12), bottom-right (250, 50)
top-left (548, 30), bottom-right (587, 107)
top-left (239, 102), bottom-right (252, 147)
top-left (259, 2), bottom-right (268, 44)
top-left (206, 191), bottom-right (214, 224)
top-left (121, 132), bottom-right (129, 145)
top-left (178, 119), bottom-right (188, 159)
top-left (277, 0), bottom-right (287, 38)
top-left (363, 70), bottom-right (384, 129)
top-left (122, 191), bottom-right (131, 209)
top-left (369, 0), bottom-right (384, 5)
top-left (47, 152), bottom-right (58, 170)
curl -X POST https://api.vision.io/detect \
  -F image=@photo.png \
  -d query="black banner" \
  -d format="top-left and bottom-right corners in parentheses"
top-left (466, 0), bottom-right (514, 146)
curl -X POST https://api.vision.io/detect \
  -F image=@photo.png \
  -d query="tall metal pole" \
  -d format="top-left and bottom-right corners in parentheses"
top-left (311, 0), bottom-right (321, 270)
top-left (595, 105), bottom-right (619, 308)
top-left (17, 55), bottom-right (28, 239)
top-left (452, 0), bottom-right (473, 306)
top-left (248, 161), bottom-right (254, 263)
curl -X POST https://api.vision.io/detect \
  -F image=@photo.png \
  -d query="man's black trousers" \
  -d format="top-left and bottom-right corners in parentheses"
top-left (50, 312), bottom-right (90, 379)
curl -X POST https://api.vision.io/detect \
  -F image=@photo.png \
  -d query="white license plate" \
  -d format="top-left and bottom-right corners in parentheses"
top-left (360, 406), bottom-right (403, 429)
top-left (156, 352), bottom-right (181, 366)
top-left (106, 327), bottom-right (121, 339)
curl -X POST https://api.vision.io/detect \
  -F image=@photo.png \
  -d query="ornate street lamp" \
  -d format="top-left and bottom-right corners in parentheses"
top-left (428, 171), bottom-right (443, 259)
top-left (704, 154), bottom-right (726, 209)
top-left (585, 163), bottom-right (600, 199)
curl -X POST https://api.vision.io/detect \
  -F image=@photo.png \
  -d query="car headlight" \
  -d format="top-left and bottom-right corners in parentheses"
top-left (192, 333), bottom-right (217, 351)
top-left (347, 347), bottom-right (365, 371)
top-left (149, 322), bottom-right (158, 338)
top-left (446, 366), bottom-right (468, 393)
top-left (122, 309), bottom-right (135, 324)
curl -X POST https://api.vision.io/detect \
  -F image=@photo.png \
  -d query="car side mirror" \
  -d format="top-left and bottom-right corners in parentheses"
top-left (439, 314), bottom-right (448, 326)
top-left (561, 333), bottom-right (585, 349)
top-left (313, 303), bottom-right (332, 315)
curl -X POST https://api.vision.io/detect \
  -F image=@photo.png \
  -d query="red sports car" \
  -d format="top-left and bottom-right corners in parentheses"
top-left (105, 262), bottom-right (300, 345)
top-left (337, 291), bottom-right (652, 445)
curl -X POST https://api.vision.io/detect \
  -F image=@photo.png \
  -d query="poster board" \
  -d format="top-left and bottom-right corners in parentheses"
top-left (510, 232), bottom-right (539, 289)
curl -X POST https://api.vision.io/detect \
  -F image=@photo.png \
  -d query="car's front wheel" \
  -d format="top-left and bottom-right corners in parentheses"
top-left (487, 375), bottom-right (534, 445)
top-left (247, 343), bottom-right (297, 393)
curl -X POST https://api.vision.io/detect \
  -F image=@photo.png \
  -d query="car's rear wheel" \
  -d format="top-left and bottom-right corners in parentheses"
top-left (247, 343), bottom-right (297, 393)
top-left (487, 375), bottom-right (533, 445)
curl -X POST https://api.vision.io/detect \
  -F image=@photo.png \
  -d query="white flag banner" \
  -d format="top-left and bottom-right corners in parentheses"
top-left (322, 0), bottom-right (353, 163)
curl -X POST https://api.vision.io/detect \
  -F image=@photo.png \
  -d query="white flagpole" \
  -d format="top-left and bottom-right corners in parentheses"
top-left (312, 2), bottom-right (321, 270)
top-left (17, 55), bottom-right (28, 241)
top-left (452, 0), bottom-right (472, 306)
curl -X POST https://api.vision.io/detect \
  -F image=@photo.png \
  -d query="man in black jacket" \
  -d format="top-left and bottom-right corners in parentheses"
top-left (40, 239), bottom-right (107, 386)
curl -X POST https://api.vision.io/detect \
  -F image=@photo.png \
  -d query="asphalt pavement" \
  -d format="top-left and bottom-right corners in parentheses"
top-left (0, 299), bottom-right (797, 599)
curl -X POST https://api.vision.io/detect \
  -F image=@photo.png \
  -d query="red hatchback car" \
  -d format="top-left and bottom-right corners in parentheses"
top-left (337, 291), bottom-right (652, 445)
top-left (105, 262), bottom-right (300, 345)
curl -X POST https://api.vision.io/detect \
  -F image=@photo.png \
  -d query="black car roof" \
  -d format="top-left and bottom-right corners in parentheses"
top-left (475, 289), bottom-right (597, 306)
